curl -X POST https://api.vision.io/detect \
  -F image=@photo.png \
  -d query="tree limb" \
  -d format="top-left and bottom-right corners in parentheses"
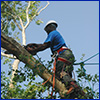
top-left (1, 18), bottom-right (9, 32)
top-left (30, 1), bottom-right (50, 23)
top-left (13, 19), bottom-right (22, 31)
top-left (1, 32), bottom-right (87, 99)
top-left (37, 1), bottom-right (50, 15)
top-left (24, 1), bottom-right (31, 29)
top-left (1, 52), bottom-right (16, 59)
top-left (1, 32), bottom-right (68, 98)
top-left (9, 59), bottom-right (20, 88)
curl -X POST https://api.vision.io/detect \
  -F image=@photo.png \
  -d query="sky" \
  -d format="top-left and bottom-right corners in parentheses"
top-left (1, 1), bottom-right (99, 94)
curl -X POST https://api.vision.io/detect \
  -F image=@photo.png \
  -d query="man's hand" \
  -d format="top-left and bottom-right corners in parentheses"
top-left (24, 43), bottom-right (38, 55)
top-left (25, 42), bottom-right (50, 55)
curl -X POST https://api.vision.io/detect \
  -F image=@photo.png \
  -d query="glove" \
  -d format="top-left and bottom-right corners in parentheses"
top-left (26, 46), bottom-right (37, 55)
top-left (24, 43), bottom-right (38, 55)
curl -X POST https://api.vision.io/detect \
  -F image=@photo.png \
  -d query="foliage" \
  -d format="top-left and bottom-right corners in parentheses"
top-left (1, 59), bottom-right (48, 99)
top-left (76, 66), bottom-right (99, 99)
top-left (75, 54), bottom-right (99, 99)
top-left (1, 1), bottom-right (43, 41)
top-left (1, 56), bottom-right (99, 99)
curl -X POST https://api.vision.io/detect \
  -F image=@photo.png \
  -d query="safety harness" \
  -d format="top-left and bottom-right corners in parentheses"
top-left (42, 47), bottom-right (76, 98)
top-left (42, 57), bottom-right (56, 98)
top-left (57, 47), bottom-right (86, 96)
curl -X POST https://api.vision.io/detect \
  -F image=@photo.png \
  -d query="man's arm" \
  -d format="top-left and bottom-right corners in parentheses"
top-left (25, 42), bottom-right (50, 55)
top-left (35, 42), bottom-right (50, 52)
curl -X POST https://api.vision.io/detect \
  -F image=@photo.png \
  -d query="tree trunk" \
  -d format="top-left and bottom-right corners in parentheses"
top-left (9, 59), bottom-right (20, 88)
top-left (1, 33), bottom-right (86, 99)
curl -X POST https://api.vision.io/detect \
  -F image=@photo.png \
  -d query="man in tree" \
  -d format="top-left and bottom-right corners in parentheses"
top-left (25, 20), bottom-right (80, 95)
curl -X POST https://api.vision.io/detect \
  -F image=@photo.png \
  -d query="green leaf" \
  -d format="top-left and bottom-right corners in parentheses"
top-left (36, 19), bottom-right (43, 25)
top-left (8, 71), bottom-right (11, 75)
top-left (11, 22), bottom-right (16, 31)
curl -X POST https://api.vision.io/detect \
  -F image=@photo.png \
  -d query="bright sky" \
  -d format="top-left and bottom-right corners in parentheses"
top-left (1, 1), bottom-right (99, 92)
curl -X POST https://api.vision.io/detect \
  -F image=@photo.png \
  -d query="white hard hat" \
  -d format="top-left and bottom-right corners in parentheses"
top-left (44, 20), bottom-right (58, 29)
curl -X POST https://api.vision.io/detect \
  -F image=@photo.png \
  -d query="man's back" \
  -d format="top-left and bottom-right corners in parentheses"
top-left (44, 30), bottom-right (67, 53)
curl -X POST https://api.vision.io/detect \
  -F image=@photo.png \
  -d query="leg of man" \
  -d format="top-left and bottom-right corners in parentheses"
top-left (55, 50), bottom-right (78, 93)
top-left (56, 49), bottom-right (75, 82)
top-left (55, 50), bottom-right (86, 98)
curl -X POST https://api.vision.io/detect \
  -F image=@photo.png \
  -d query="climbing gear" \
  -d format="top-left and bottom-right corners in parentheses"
top-left (57, 46), bottom-right (71, 54)
top-left (56, 47), bottom-right (73, 79)
top-left (57, 56), bottom-right (78, 95)
top-left (56, 47), bottom-right (79, 95)
top-left (57, 57), bottom-right (72, 65)
top-left (51, 51), bottom-right (58, 59)
top-left (42, 55), bottom-right (57, 98)
top-left (66, 81), bottom-right (79, 95)
top-left (66, 81), bottom-right (86, 98)
top-left (60, 63), bottom-right (66, 78)
top-left (51, 58), bottom-right (56, 97)
top-left (74, 52), bottom-right (99, 65)
top-left (44, 20), bottom-right (58, 29)
top-left (42, 47), bottom-right (75, 98)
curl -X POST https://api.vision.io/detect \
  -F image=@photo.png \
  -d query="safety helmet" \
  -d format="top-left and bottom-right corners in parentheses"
top-left (44, 20), bottom-right (58, 29)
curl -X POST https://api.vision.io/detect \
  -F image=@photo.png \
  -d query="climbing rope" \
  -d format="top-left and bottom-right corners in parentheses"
top-left (74, 63), bottom-right (99, 65)
top-left (82, 52), bottom-right (99, 63)
top-left (74, 52), bottom-right (99, 65)
top-left (41, 57), bottom-right (56, 98)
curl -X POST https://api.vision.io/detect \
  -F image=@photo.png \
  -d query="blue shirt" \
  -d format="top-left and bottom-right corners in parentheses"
top-left (44, 30), bottom-right (67, 53)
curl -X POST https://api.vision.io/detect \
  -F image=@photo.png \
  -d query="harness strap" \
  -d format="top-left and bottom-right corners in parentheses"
top-left (51, 59), bottom-right (56, 97)
top-left (42, 75), bottom-right (52, 85)
top-left (42, 59), bottom-right (56, 98)
top-left (57, 47), bottom-right (71, 54)
top-left (57, 57), bottom-right (72, 65)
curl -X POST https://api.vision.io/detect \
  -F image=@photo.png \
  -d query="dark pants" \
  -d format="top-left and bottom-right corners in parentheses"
top-left (55, 49), bottom-right (75, 86)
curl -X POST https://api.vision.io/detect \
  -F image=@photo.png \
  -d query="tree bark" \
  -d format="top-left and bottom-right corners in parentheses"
top-left (1, 33), bottom-right (86, 99)
top-left (9, 59), bottom-right (20, 88)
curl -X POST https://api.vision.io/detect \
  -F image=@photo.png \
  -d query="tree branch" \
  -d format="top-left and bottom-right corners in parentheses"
top-left (1, 52), bottom-right (16, 59)
top-left (30, 1), bottom-right (50, 23)
top-left (24, 1), bottom-right (31, 29)
top-left (37, 1), bottom-right (50, 15)
top-left (31, 1), bottom-right (36, 5)
top-left (1, 32), bottom-right (68, 98)
top-left (22, 29), bottom-right (26, 46)
top-left (1, 32), bottom-right (87, 99)
top-left (30, 6), bottom-right (42, 22)
top-left (13, 19), bottom-right (22, 31)
top-left (9, 59), bottom-right (20, 88)
top-left (1, 18), bottom-right (9, 32)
